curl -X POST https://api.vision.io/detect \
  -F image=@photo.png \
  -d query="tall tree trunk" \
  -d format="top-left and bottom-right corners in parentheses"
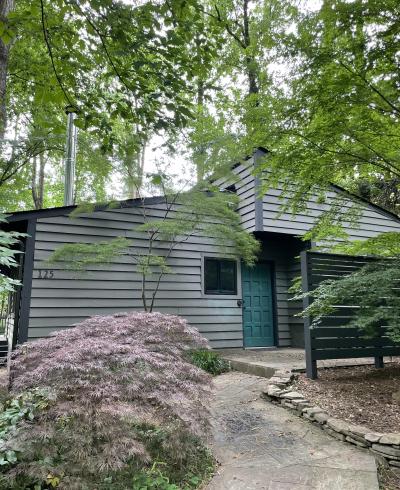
top-left (38, 152), bottom-right (45, 207)
top-left (242, 0), bottom-right (259, 97)
top-left (134, 140), bottom-right (146, 198)
top-left (0, 0), bottom-right (14, 141)
top-left (32, 153), bottom-right (46, 209)
top-left (195, 79), bottom-right (206, 183)
top-left (32, 156), bottom-right (38, 209)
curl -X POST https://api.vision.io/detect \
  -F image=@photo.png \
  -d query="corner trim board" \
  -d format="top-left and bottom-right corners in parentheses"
top-left (254, 190), bottom-right (263, 232)
top-left (17, 219), bottom-right (37, 344)
top-left (300, 250), bottom-right (317, 379)
top-left (253, 150), bottom-right (264, 232)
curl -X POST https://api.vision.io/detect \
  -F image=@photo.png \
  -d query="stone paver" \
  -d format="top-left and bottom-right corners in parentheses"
top-left (207, 372), bottom-right (379, 490)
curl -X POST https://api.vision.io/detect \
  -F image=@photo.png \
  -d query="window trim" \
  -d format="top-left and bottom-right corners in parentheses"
top-left (203, 256), bottom-right (238, 296)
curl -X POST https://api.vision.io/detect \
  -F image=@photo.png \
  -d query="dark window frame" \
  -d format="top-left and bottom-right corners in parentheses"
top-left (204, 257), bottom-right (237, 295)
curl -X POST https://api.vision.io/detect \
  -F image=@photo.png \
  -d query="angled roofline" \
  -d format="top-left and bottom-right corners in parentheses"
top-left (3, 151), bottom-right (400, 227)
top-left (253, 147), bottom-right (400, 223)
top-left (211, 147), bottom-right (400, 224)
top-left (329, 183), bottom-right (400, 224)
top-left (3, 196), bottom-right (167, 223)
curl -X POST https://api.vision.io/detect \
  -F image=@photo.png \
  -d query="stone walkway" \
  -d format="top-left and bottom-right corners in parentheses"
top-left (207, 372), bottom-right (379, 490)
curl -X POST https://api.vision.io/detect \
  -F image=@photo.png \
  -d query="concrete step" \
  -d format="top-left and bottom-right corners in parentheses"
top-left (222, 356), bottom-right (278, 378)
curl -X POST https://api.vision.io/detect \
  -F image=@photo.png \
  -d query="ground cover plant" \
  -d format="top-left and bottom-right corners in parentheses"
top-left (0, 312), bottom-right (215, 489)
top-left (188, 349), bottom-right (230, 376)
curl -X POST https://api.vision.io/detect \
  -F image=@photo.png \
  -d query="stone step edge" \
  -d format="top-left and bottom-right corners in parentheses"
top-left (263, 370), bottom-right (400, 468)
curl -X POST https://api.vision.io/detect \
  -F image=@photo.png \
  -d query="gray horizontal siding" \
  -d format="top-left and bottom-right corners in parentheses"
top-left (262, 185), bottom-right (400, 238)
top-left (214, 160), bottom-right (256, 232)
top-left (28, 155), bottom-right (400, 351)
top-left (29, 204), bottom-right (243, 348)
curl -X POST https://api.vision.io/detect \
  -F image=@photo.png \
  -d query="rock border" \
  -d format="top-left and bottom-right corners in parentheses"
top-left (263, 369), bottom-right (400, 469)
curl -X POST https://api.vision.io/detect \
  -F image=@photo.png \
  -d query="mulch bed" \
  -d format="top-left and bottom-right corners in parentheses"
top-left (378, 463), bottom-right (400, 490)
top-left (294, 361), bottom-right (400, 433)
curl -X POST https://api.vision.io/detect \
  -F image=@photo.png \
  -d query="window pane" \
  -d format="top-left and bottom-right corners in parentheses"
top-left (220, 260), bottom-right (236, 293)
top-left (205, 259), bottom-right (219, 293)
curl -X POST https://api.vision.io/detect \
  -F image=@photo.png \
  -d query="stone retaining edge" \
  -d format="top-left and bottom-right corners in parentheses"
top-left (263, 370), bottom-right (400, 469)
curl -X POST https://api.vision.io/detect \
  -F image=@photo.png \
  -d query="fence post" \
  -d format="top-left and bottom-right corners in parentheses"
top-left (300, 251), bottom-right (317, 379)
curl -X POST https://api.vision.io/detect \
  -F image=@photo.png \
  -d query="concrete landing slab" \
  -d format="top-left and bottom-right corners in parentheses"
top-left (220, 348), bottom-right (399, 378)
top-left (207, 372), bottom-right (379, 490)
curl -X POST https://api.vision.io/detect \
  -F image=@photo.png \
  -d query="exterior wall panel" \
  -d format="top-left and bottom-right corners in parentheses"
top-left (23, 154), bottom-right (400, 350)
top-left (261, 185), bottom-right (400, 238)
top-left (214, 160), bottom-right (256, 232)
top-left (29, 205), bottom-right (243, 348)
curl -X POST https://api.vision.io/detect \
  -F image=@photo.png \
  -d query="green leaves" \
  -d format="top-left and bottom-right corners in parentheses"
top-left (47, 236), bottom-right (129, 272)
top-left (188, 349), bottom-right (230, 376)
top-left (0, 388), bottom-right (54, 469)
top-left (0, 20), bottom-right (15, 45)
top-left (2, 0), bottom-right (223, 199)
top-left (297, 260), bottom-right (400, 344)
top-left (296, 230), bottom-right (400, 345)
top-left (332, 232), bottom-right (400, 258)
top-left (46, 187), bottom-right (260, 312)
top-left (131, 462), bottom-right (180, 490)
top-left (0, 214), bottom-right (25, 299)
top-left (257, 0), bottom-right (400, 212)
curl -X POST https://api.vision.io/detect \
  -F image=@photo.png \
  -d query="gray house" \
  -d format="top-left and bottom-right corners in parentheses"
top-left (3, 148), bottom-right (400, 350)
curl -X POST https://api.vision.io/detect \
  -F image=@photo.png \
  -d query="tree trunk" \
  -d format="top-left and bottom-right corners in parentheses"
top-left (38, 152), bottom-right (45, 208)
top-left (195, 79), bottom-right (206, 183)
top-left (0, 0), bottom-right (15, 141)
top-left (32, 153), bottom-right (46, 209)
top-left (242, 0), bottom-right (259, 97)
top-left (134, 140), bottom-right (146, 198)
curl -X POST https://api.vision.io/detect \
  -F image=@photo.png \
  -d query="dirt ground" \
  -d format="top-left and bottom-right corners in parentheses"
top-left (378, 463), bottom-right (400, 490)
top-left (294, 361), bottom-right (400, 433)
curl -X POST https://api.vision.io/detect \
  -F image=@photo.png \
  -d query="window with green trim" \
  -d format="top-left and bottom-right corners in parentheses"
top-left (204, 258), bottom-right (237, 295)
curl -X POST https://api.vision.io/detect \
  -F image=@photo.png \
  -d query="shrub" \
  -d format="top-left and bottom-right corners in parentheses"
top-left (132, 463), bottom-right (179, 490)
top-left (188, 349), bottom-right (230, 376)
top-left (2, 312), bottom-right (213, 489)
top-left (0, 388), bottom-right (54, 468)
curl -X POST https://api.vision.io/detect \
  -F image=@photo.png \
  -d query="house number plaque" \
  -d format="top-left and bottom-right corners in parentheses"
top-left (37, 270), bottom-right (55, 279)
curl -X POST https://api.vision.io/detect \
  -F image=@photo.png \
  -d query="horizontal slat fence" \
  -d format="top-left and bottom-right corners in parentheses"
top-left (300, 251), bottom-right (400, 378)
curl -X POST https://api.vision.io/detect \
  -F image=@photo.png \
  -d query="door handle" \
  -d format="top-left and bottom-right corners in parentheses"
top-left (237, 299), bottom-right (244, 308)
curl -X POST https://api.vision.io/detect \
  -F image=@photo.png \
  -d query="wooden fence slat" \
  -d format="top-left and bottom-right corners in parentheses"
top-left (311, 326), bottom-right (390, 338)
top-left (311, 337), bottom-right (393, 349)
top-left (313, 347), bottom-right (400, 360)
top-left (301, 250), bottom-right (400, 379)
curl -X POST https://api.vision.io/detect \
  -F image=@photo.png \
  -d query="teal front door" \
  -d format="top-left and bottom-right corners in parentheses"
top-left (242, 263), bottom-right (275, 347)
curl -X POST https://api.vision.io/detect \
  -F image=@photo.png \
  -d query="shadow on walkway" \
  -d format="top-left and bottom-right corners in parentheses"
top-left (207, 372), bottom-right (379, 490)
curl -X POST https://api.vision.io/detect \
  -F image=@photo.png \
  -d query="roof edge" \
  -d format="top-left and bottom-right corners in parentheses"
top-left (3, 196), bottom-right (167, 223)
top-left (329, 183), bottom-right (400, 224)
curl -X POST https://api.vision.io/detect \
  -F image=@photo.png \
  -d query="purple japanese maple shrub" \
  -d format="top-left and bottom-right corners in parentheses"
top-left (5, 312), bottom-right (212, 489)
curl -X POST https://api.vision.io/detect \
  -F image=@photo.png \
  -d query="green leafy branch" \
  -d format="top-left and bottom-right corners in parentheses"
top-left (0, 388), bottom-right (54, 468)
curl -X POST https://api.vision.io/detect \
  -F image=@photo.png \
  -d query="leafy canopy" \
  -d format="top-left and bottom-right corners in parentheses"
top-left (256, 0), bottom-right (400, 208)
top-left (7, 0), bottom-right (222, 148)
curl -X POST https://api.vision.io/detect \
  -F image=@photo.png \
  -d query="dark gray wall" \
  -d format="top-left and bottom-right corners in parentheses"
top-left (26, 155), bottom-right (400, 350)
top-left (260, 185), bottom-right (400, 239)
top-left (29, 203), bottom-right (244, 348)
top-left (256, 233), bottom-right (305, 347)
top-left (214, 160), bottom-right (256, 232)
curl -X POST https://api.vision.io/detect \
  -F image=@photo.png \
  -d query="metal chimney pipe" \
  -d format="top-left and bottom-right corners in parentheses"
top-left (63, 111), bottom-right (78, 206)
